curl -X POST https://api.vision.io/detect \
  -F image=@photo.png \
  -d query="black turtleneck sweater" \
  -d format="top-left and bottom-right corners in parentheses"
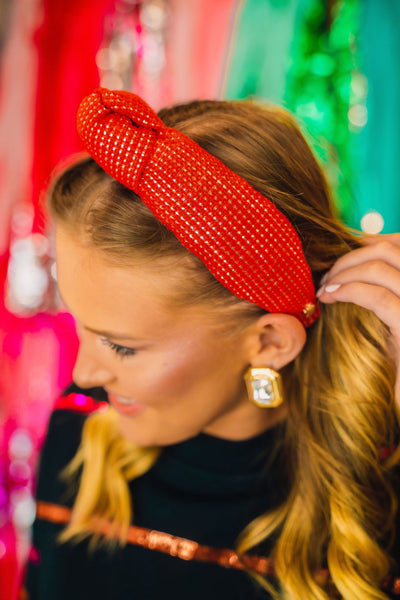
top-left (24, 405), bottom-right (400, 600)
top-left (24, 408), bottom-right (288, 600)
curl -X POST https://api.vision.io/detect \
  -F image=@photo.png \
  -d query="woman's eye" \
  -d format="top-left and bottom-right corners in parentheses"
top-left (100, 338), bottom-right (136, 357)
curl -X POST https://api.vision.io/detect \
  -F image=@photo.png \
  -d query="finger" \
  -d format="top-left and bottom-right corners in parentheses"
top-left (317, 260), bottom-right (400, 298)
top-left (361, 232), bottom-right (400, 248)
top-left (323, 239), bottom-right (400, 283)
top-left (317, 281), bottom-right (400, 338)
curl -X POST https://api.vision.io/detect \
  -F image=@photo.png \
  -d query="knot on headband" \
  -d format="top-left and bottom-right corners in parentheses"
top-left (77, 89), bottom-right (163, 191)
top-left (77, 88), bottom-right (319, 327)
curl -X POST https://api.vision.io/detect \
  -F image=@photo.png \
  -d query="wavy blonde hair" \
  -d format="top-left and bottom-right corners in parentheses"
top-left (50, 100), bottom-right (399, 599)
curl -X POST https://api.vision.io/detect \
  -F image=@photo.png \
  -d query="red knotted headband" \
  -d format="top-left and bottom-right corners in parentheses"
top-left (76, 88), bottom-right (319, 327)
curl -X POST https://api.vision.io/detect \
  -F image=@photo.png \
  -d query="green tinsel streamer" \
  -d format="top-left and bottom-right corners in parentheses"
top-left (285, 0), bottom-right (366, 227)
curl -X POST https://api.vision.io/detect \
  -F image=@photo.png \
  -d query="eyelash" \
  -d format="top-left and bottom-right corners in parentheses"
top-left (100, 338), bottom-right (136, 358)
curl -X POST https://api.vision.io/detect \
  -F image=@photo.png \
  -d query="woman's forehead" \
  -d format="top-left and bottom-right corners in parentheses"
top-left (55, 226), bottom-right (225, 338)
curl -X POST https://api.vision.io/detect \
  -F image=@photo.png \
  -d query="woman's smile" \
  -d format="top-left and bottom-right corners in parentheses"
top-left (106, 390), bottom-right (147, 416)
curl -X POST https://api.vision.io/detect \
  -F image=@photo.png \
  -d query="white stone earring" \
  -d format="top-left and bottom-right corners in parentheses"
top-left (244, 367), bottom-right (283, 408)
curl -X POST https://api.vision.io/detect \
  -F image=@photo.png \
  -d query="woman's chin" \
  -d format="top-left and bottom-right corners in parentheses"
top-left (116, 411), bottom-right (200, 448)
top-left (116, 413), bottom-right (157, 447)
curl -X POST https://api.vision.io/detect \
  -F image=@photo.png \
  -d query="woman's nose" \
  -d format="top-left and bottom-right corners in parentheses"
top-left (72, 341), bottom-right (114, 389)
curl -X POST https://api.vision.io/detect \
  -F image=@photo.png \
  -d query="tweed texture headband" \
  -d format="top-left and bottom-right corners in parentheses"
top-left (76, 88), bottom-right (318, 326)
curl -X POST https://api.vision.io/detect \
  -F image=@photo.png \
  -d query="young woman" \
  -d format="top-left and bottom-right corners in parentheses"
top-left (24, 88), bottom-right (400, 600)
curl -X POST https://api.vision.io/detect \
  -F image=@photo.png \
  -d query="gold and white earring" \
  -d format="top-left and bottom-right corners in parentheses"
top-left (244, 367), bottom-right (283, 408)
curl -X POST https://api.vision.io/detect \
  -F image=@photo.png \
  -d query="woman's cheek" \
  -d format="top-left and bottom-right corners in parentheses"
top-left (123, 351), bottom-right (193, 401)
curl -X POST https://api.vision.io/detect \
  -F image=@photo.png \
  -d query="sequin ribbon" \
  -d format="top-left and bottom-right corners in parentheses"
top-left (77, 88), bottom-right (319, 327)
top-left (36, 501), bottom-right (275, 575)
top-left (35, 501), bottom-right (400, 594)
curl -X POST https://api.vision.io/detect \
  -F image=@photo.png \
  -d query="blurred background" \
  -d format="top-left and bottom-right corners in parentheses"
top-left (0, 0), bottom-right (399, 597)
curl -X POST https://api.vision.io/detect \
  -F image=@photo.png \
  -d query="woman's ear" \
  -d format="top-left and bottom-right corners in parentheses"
top-left (249, 313), bottom-right (307, 370)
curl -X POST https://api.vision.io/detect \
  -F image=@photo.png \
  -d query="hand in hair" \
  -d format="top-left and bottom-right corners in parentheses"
top-left (317, 232), bottom-right (400, 405)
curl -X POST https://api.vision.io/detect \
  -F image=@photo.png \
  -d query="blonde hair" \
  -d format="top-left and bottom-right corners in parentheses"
top-left (59, 408), bottom-right (160, 548)
top-left (50, 100), bottom-right (399, 599)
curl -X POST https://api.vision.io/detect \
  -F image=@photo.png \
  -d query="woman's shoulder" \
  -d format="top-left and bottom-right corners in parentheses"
top-left (35, 385), bottom-right (108, 504)
top-left (35, 408), bottom-right (87, 505)
top-left (42, 408), bottom-right (88, 459)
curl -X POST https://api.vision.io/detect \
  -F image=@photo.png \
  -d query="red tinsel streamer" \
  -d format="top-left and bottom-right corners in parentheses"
top-left (31, 0), bottom-right (116, 234)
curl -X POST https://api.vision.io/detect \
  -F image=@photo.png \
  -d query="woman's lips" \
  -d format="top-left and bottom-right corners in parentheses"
top-left (106, 391), bottom-right (147, 416)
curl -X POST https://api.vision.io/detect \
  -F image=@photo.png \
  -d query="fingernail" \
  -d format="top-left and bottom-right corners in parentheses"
top-left (325, 283), bottom-right (341, 293)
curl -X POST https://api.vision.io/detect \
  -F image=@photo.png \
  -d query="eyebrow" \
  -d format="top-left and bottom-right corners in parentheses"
top-left (84, 325), bottom-right (146, 342)
top-left (57, 289), bottom-right (146, 343)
